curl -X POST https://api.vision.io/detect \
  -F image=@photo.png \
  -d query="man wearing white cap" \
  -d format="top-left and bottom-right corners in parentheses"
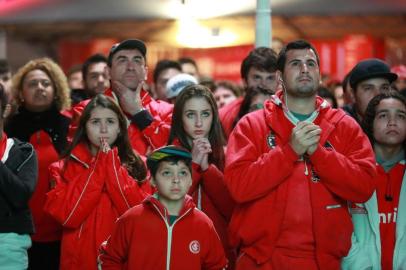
top-left (165, 73), bottom-right (198, 104)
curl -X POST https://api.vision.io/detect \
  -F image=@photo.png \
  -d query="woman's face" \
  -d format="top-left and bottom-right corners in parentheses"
top-left (85, 106), bottom-right (120, 155)
top-left (373, 98), bottom-right (406, 147)
top-left (21, 69), bottom-right (55, 112)
top-left (182, 97), bottom-right (213, 140)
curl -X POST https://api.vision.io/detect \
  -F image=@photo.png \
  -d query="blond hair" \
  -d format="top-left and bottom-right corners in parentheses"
top-left (12, 58), bottom-right (71, 111)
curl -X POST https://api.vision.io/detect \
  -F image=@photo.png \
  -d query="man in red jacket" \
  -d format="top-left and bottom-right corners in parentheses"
top-left (224, 40), bottom-right (377, 270)
top-left (219, 47), bottom-right (278, 138)
top-left (70, 39), bottom-right (173, 156)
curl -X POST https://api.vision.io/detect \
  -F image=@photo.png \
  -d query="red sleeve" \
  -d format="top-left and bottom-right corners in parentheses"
top-left (202, 219), bottom-right (228, 270)
top-left (44, 154), bottom-right (105, 229)
top-left (98, 217), bottom-right (129, 269)
top-left (139, 99), bottom-right (173, 150)
top-left (309, 118), bottom-right (377, 203)
top-left (103, 148), bottom-right (147, 215)
top-left (224, 115), bottom-right (299, 203)
top-left (141, 119), bottom-right (171, 150)
top-left (67, 99), bottom-right (89, 141)
top-left (200, 164), bottom-right (235, 221)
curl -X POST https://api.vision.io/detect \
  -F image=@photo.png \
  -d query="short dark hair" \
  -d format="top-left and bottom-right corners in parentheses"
top-left (215, 80), bottom-right (241, 97)
top-left (82, 54), bottom-right (107, 79)
top-left (240, 47), bottom-right (278, 81)
top-left (149, 156), bottom-right (192, 179)
top-left (153, 60), bottom-right (182, 84)
top-left (277, 40), bottom-right (320, 72)
top-left (0, 59), bottom-right (10, 74)
top-left (179, 57), bottom-right (198, 68)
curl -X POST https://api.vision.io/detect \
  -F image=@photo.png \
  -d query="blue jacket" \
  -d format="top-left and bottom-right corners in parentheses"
top-left (342, 160), bottom-right (406, 270)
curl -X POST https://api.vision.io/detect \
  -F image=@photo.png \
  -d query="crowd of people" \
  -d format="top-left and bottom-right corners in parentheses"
top-left (0, 37), bottom-right (405, 270)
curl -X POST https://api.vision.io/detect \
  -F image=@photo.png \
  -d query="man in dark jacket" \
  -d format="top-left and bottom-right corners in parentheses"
top-left (0, 83), bottom-right (38, 269)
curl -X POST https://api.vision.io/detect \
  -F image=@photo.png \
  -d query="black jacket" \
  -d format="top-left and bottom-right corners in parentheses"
top-left (0, 138), bottom-right (38, 234)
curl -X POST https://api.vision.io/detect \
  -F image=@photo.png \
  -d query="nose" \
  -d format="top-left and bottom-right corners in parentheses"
top-left (172, 175), bottom-right (180, 183)
top-left (36, 81), bottom-right (45, 90)
top-left (300, 62), bottom-right (309, 73)
top-left (195, 115), bottom-right (203, 127)
top-left (126, 61), bottom-right (136, 71)
top-left (97, 74), bottom-right (105, 83)
top-left (387, 116), bottom-right (397, 127)
top-left (100, 122), bottom-right (108, 133)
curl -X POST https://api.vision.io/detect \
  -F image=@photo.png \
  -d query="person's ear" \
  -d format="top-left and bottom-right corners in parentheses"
top-left (2, 104), bottom-right (11, 119)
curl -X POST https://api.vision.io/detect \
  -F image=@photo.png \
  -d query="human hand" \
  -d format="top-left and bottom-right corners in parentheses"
top-left (191, 138), bottom-right (212, 171)
top-left (289, 121), bottom-right (321, 156)
top-left (112, 80), bottom-right (144, 115)
top-left (100, 137), bottom-right (111, 153)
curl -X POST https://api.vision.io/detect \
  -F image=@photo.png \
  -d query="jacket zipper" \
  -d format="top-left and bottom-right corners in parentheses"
top-left (63, 154), bottom-right (100, 225)
top-left (152, 204), bottom-right (192, 270)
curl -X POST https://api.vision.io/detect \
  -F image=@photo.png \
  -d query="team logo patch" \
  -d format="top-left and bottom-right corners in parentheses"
top-left (189, 240), bottom-right (200, 254)
top-left (311, 168), bottom-right (320, 183)
top-left (267, 132), bottom-right (276, 149)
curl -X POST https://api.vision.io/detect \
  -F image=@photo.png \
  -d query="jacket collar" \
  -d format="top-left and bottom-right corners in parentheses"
top-left (145, 194), bottom-right (196, 222)
top-left (104, 87), bottom-right (151, 105)
top-left (264, 90), bottom-right (346, 144)
top-left (69, 142), bottom-right (94, 169)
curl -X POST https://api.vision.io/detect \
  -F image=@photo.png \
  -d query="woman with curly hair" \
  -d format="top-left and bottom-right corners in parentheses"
top-left (5, 58), bottom-right (71, 270)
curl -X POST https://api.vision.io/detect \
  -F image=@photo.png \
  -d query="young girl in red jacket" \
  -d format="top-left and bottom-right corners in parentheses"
top-left (167, 84), bottom-right (235, 268)
top-left (44, 94), bottom-right (148, 270)
top-left (99, 145), bottom-right (227, 270)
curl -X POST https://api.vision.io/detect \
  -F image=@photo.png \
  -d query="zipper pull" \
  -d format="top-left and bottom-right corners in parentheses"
top-left (304, 158), bottom-right (309, 176)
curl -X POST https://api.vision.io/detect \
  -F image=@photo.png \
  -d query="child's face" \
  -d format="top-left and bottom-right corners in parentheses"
top-left (373, 98), bottom-right (406, 147)
top-left (86, 106), bottom-right (120, 155)
top-left (182, 97), bottom-right (213, 140)
top-left (152, 160), bottom-right (192, 204)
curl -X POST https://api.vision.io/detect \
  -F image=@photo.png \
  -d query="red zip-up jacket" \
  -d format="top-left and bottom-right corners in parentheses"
top-left (224, 91), bottom-right (377, 270)
top-left (99, 195), bottom-right (227, 270)
top-left (69, 88), bottom-right (173, 156)
top-left (169, 138), bottom-right (235, 267)
top-left (190, 163), bottom-right (236, 268)
top-left (44, 143), bottom-right (147, 270)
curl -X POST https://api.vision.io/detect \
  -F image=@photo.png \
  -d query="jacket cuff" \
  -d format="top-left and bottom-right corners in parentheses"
top-left (308, 144), bottom-right (327, 164)
top-left (130, 109), bottom-right (153, 131)
top-left (281, 143), bottom-right (300, 163)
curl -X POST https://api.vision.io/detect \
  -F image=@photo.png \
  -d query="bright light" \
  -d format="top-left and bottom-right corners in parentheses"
top-left (172, 0), bottom-right (240, 48)
top-left (168, 0), bottom-right (254, 20)
top-left (176, 17), bottom-right (237, 48)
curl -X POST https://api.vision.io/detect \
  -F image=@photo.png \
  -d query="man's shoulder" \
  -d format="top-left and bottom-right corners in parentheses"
top-left (187, 207), bottom-right (216, 228)
top-left (119, 203), bottom-right (150, 222)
